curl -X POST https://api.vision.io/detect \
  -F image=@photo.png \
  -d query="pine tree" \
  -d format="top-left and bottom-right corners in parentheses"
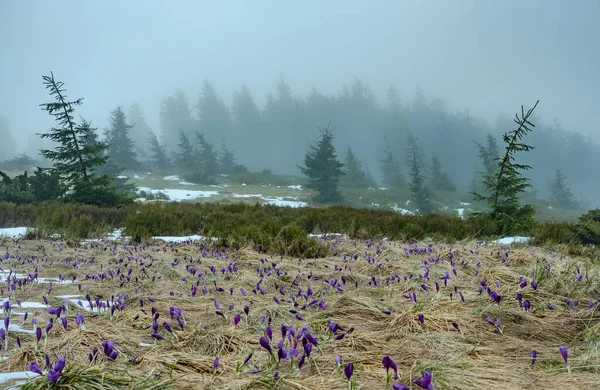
top-left (105, 106), bottom-right (139, 170)
top-left (38, 72), bottom-right (127, 205)
top-left (548, 168), bottom-right (578, 209)
top-left (195, 132), bottom-right (219, 176)
top-left (429, 155), bottom-right (456, 192)
top-left (82, 120), bottom-right (134, 194)
top-left (160, 90), bottom-right (195, 152)
top-left (197, 80), bottom-right (232, 145)
top-left (299, 124), bottom-right (345, 204)
top-left (406, 132), bottom-right (433, 214)
top-left (128, 103), bottom-right (153, 157)
top-left (340, 147), bottom-right (369, 188)
top-left (148, 130), bottom-right (171, 171)
top-left (219, 140), bottom-right (236, 174)
top-left (473, 101), bottom-right (539, 232)
top-left (174, 131), bottom-right (197, 174)
top-left (380, 139), bottom-right (406, 189)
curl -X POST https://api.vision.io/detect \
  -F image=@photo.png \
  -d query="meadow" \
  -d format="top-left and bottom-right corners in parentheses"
top-left (0, 232), bottom-right (598, 389)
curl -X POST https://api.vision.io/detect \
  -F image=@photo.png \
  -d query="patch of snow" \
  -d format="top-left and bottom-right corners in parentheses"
top-left (308, 233), bottom-right (345, 238)
top-left (494, 236), bottom-right (531, 245)
top-left (0, 298), bottom-right (46, 309)
top-left (460, 201), bottom-right (471, 206)
top-left (378, 187), bottom-right (388, 191)
top-left (232, 193), bottom-right (263, 198)
top-left (367, 187), bottom-right (375, 191)
top-left (152, 235), bottom-right (218, 243)
top-left (117, 175), bottom-right (128, 179)
top-left (178, 181), bottom-right (195, 186)
top-left (391, 204), bottom-right (415, 215)
top-left (219, 174), bottom-right (229, 177)
top-left (8, 323), bottom-right (35, 334)
top-left (455, 208), bottom-right (465, 219)
top-left (548, 206), bottom-right (553, 209)
top-left (0, 227), bottom-right (30, 238)
top-left (0, 371), bottom-right (41, 384)
top-left (287, 185), bottom-right (303, 190)
top-left (137, 187), bottom-right (219, 202)
top-left (139, 342), bottom-right (154, 347)
top-left (163, 175), bottom-right (180, 181)
top-left (263, 197), bottom-right (307, 208)
top-left (134, 174), bottom-right (141, 179)
top-left (135, 198), bottom-right (147, 202)
top-left (241, 183), bottom-right (246, 186)
top-left (371, 203), bottom-right (380, 208)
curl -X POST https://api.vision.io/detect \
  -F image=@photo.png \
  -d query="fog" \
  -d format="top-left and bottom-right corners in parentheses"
top-left (1, 0), bottom-right (600, 202)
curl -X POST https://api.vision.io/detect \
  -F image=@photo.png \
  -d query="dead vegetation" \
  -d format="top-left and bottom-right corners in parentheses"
top-left (0, 236), bottom-right (599, 389)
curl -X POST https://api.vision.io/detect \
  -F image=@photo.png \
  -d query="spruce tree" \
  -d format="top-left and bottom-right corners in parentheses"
top-left (195, 132), bottom-right (219, 176)
top-left (174, 131), bottom-right (197, 174)
top-left (148, 130), bottom-right (171, 171)
top-left (380, 139), bottom-right (406, 189)
top-left (548, 168), bottom-right (578, 209)
top-left (340, 147), bottom-right (369, 188)
top-left (105, 106), bottom-right (139, 170)
top-left (38, 72), bottom-right (126, 205)
top-left (219, 140), bottom-right (236, 174)
top-left (406, 133), bottom-right (433, 214)
top-left (299, 124), bottom-right (345, 204)
top-left (429, 155), bottom-right (456, 192)
top-left (472, 101), bottom-right (539, 232)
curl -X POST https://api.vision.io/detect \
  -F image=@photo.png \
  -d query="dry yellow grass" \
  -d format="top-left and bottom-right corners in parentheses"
top-left (0, 236), bottom-right (599, 389)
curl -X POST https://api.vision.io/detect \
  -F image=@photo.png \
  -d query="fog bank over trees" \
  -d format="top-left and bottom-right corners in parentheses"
top-left (1, 0), bottom-right (599, 204)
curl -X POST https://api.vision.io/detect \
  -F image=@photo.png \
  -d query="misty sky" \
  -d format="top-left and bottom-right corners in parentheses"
top-left (1, 0), bottom-right (599, 152)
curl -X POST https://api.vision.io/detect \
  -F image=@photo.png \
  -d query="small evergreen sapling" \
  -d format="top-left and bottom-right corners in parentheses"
top-left (472, 101), bottom-right (539, 233)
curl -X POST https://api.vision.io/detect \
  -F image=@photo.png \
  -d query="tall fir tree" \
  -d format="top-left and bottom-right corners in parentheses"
top-left (82, 120), bottom-right (134, 194)
top-left (429, 155), bottom-right (456, 192)
top-left (160, 89), bottom-right (195, 152)
top-left (406, 132), bottom-right (433, 214)
top-left (219, 140), bottom-right (236, 174)
top-left (340, 146), bottom-right (369, 188)
top-left (174, 131), bottom-right (197, 174)
top-left (299, 125), bottom-right (345, 204)
top-left (128, 103), bottom-right (153, 158)
top-left (195, 132), bottom-right (219, 176)
top-left (197, 80), bottom-right (232, 145)
top-left (105, 106), bottom-right (139, 170)
top-left (548, 168), bottom-right (578, 209)
top-left (379, 139), bottom-right (406, 189)
top-left (231, 84), bottom-right (264, 168)
top-left (148, 130), bottom-right (171, 171)
top-left (38, 72), bottom-right (127, 205)
top-left (473, 101), bottom-right (539, 232)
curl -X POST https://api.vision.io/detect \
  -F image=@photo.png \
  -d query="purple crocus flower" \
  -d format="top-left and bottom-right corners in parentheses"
top-left (28, 361), bottom-right (43, 375)
top-left (298, 354), bottom-right (306, 369)
top-left (343, 362), bottom-right (354, 380)
top-left (559, 346), bottom-right (568, 365)
top-left (259, 336), bottom-right (272, 354)
top-left (414, 370), bottom-right (434, 389)
top-left (531, 281), bottom-right (538, 290)
top-left (418, 313), bottom-right (424, 325)
top-left (3, 316), bottom-right (8, 331)
top-left (266, 326), bottom-right (272, 341)
top-left (243, 352), bottom-right (253, 365)
top-left (213, 357), bottom-right (219, 371)
top-left (393, 385), bottom-right (410, 390)
top-left (530, 350), bottom-right (537, 366)
top-left (547, 303), bottom-right (555, 310)
top-left (163, 321), bottom-right (173, 334)
top-left (335, 355), bottom-right (341, 367)
top-left (48, 356), bottom-right (66, 383)
top-left (382, 355), bottom-right (398, 380)
top-left (523, 300), bottom-right (531, 312)
top-left (452, 322), bottom-right (460, 331)
top-left (35, 327), bottom-right (42, 344)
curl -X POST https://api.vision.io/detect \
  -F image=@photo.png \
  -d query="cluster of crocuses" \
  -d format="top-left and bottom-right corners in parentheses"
top-left (28, 356), bottom-right (66, 383)
top-left (258, 323), bottom-right (319, 370)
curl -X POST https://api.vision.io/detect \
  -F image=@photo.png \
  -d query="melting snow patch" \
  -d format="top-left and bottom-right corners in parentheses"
top-left (137, 187), bottom-right (219, 202)
top-left (460, 201), bottom-right (471, 206)
top-left (0, 371), bottom-right (41, 384)
top-left (0, 227), bottom-right (30, 238)
top-left (134, 174), bottom-right (141, 179)
top-left (8, 323), bottom-right (35, 334)
top-left (287, 185), bottom-right (303, 190)
top-left (308, 233), bottom-right (345, 238)
top-left (455, 208), bottom-right (465, 219)
top-left (263, 197), bottom-right (307, 208)
top-left (152, 235), bottom-right (218, 243)
top-left (178, 181), bottom-right (195, 186)
top-left (391, 205), bottom-right (414, 215)
top-left (232, 193), bottom-right (263, 198)
top-left (494, 236), bottom-right (531, 245)
top-left (163, 175), bottom-right (181, 181)
top-left (117, 175), bottom-right (128, 179)
top-left (139, 342), bottom-right (154, 347)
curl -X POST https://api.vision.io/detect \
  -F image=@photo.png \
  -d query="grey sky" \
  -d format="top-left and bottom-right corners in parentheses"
top-left (1, 0), bottom-right (598, 152)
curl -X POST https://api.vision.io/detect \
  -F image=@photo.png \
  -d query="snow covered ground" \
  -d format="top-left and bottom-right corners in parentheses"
top-left (137, 187), bottom-right (220, 201)
top-left (0, 227), bottom-right (30, 238)
top-left (493, 236), bottom-right (531, 245)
